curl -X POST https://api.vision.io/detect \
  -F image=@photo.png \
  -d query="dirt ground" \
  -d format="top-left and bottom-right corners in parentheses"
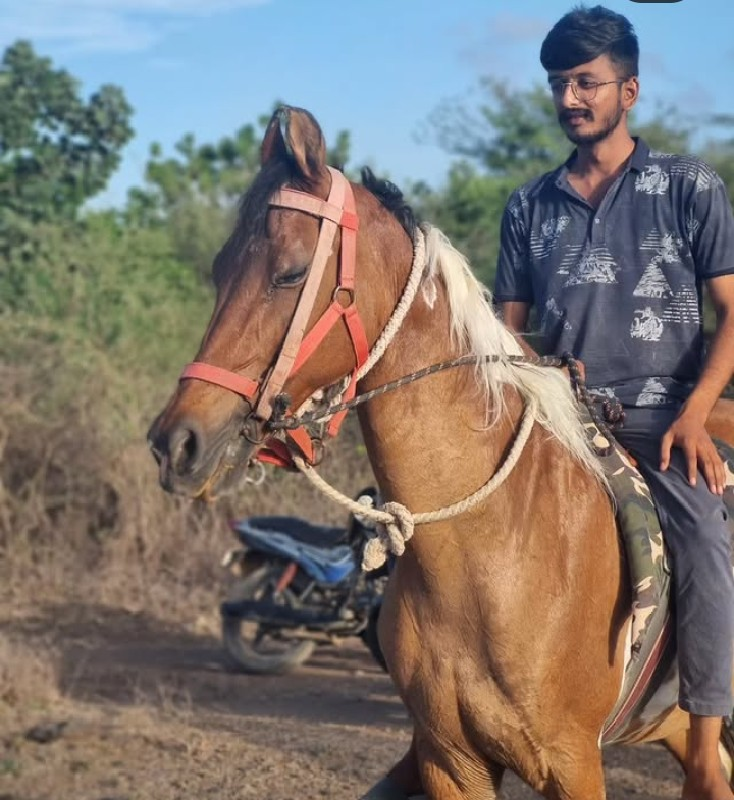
top-left (0, 601), bottom-right (687, 800)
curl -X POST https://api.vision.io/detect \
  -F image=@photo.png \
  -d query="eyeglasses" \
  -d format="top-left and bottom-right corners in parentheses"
top-left (548, 78), bottom-right (626, 102)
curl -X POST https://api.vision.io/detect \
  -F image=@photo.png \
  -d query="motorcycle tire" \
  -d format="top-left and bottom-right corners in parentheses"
top-left (221, 566), bottom-right (316, 674)
top-left (361, 601), bottom-right (388, 673)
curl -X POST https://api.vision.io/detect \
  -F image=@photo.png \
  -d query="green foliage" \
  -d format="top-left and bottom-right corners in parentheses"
top-left (410, 163), bottom-right (516, 284)
top-left (419, 80), bottom-right (734, 289)
top-left (0, 41), bottom-right (133, 230)
top-left (1, 212), bottom-right (211, 365)
top-left (429, 79), bottom-right (570, 181)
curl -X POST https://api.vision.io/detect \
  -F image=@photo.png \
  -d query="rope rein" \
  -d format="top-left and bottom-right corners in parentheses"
top-left (270, 352), bottom-right (562, 430)
top-left (355, 226), bottom-right (428, 381)
top-left (293, 397), bottom-right (539, 570)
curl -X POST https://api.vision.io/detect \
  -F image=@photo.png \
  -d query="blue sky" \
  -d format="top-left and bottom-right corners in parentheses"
top-left (1, 0), bottom-right (732, 206)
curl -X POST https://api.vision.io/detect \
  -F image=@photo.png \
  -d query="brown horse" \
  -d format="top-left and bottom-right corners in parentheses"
top-left (148, 105), bottom-right (734, 799)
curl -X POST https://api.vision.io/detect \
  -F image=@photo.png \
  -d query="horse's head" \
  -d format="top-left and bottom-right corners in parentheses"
top-left (147, 105), bottom-right (415, 498)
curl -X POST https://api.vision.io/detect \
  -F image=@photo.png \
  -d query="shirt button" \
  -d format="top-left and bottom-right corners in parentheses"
top-left (594, 218), bottom-right (601, 224)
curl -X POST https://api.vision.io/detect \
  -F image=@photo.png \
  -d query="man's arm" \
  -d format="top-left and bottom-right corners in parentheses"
top-left (499, 301), bottom-right (537, 357)
top-left (660, 273), bottom-right (734, 493)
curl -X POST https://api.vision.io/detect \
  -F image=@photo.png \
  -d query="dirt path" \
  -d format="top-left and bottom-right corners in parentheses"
top-left (0, 602), bottom-right (683, 799)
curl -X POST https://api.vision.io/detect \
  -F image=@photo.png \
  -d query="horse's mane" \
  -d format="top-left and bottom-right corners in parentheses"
top-left (420, 226), bottom-right (605, 482)
top-left (360, 167), bottom-right (417, 241)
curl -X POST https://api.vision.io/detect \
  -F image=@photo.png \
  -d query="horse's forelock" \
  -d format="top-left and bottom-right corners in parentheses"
top-left (227, 160), bottom-right (312, 258)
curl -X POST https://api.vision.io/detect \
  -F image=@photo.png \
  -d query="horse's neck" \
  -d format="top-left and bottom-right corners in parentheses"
top-left (356, 283), bottom-right (523, 514)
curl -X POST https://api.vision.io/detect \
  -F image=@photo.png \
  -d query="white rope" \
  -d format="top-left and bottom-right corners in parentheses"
top-left (293, 398), bottom-right (538, 570)
top-left (356, 225), bottom-right (427, 380)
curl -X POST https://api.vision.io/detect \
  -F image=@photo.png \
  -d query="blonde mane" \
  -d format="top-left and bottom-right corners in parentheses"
top-left (421, 225), bottom-right (605, 482)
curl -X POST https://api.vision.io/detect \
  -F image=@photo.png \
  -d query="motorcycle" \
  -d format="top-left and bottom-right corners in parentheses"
top-left (219, 487), bottom-right (388, 674)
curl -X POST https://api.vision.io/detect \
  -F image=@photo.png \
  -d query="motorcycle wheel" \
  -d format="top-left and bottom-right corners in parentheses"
top-left (221, 565), bottom-right (316, 674)
top-left (361, 601), bottom-right (388, 672)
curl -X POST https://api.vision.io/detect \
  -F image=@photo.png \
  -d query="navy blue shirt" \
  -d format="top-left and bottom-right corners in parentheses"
top-left (494, 139), bottom-right (734, 408)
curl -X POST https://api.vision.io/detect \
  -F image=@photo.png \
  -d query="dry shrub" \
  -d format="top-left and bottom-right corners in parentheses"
top-left (0, 632), bottom-right (60, 709)
top-left (0, 346), bottom-right (374, 623)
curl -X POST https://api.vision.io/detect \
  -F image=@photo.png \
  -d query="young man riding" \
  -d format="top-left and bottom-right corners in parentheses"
top-left (494, 6), bottom-right (734, 798)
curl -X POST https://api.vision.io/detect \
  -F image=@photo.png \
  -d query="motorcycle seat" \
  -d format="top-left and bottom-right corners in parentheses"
top-left (235, 515), bottom-right (349, 548)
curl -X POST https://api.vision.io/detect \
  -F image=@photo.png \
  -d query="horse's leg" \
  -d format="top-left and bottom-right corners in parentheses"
top-left (416, 738), bottom-right (504, 800)
top-left (359, 735), bottom-right (425, 800)
top-left (541, 743), bottom-right (606, 800)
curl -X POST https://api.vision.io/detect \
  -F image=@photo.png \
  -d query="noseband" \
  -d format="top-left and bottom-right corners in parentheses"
top-left (178, 167), bottom-right (369, 468)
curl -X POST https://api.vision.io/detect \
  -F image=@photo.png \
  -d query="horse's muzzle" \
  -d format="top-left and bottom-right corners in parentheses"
top-left (147, 413), bottom-right (253, 498)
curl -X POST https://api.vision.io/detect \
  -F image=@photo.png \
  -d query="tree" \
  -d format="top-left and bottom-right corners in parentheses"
top-left (0, 40), bottom-right (133, 227)
top-left (418, 80), bottom-right (734, 286)
top-left (428, 79), bottom-right (571, 183)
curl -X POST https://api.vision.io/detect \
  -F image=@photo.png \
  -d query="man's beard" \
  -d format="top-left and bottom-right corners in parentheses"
top-left (560, 102), bottom-right (625, 145)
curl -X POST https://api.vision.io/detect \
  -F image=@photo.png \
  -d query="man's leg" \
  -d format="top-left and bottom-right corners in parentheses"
top-left (685, 715), bottom-right (732, 798)
top-left (616, 410), bottom-right (734, 798)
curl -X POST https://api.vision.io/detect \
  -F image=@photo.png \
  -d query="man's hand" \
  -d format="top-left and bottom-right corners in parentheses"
top-left (660, 412), bottom-right (725, 495)
top-left (561, 358), bottom-right (586, 384)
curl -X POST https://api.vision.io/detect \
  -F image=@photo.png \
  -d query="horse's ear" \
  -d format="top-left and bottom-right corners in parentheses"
top-left (260, 106), bottom-right (328, 184)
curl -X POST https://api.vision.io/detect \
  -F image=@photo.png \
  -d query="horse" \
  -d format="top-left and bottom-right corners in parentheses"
top-left (147, 105), bottom-right (734, 799)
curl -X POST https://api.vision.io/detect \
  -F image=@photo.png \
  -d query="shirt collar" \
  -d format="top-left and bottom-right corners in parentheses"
top-left (628, 137), bottom-right (649, 172)
top-left (555, 137), bottom-right (649, 190)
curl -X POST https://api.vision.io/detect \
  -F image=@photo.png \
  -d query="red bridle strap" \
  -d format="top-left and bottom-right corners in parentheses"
top-left (179, 167), bottom-right (369, 468)
top-left (252, 167), bottom-right (350, 420)
top-left (180, 362), bottom-right (259, 401)
top-left (268, 189), bottom-right (359, 233)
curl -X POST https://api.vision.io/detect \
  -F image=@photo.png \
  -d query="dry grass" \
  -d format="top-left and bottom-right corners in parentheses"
top-left (0, 354), bottom-right (372, 612)
top-left (0, 633), bottom-right (60, 710)
top-left (0, 351), bottom-right (373, 729)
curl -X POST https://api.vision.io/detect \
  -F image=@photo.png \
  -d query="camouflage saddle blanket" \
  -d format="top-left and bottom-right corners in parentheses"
top-left (580, 411), bottom-right (734, 745)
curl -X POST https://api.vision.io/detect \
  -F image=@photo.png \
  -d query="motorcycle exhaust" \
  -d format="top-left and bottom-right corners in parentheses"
top-left (220, 598), bottom-right (363, 632)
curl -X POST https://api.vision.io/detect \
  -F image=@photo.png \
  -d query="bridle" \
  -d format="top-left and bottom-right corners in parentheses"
top-left (178, 166), bottom-right (370, 468)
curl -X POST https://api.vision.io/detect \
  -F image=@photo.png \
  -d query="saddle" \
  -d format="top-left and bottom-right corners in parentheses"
top-left (580, 410), bottom-right (734, 744)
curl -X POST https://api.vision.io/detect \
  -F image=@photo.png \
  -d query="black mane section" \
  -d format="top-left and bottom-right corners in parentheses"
top-left (360, 167), bottom-right (418, 241)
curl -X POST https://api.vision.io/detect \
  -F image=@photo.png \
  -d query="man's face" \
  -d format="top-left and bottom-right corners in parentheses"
top-left (547, 54), bottom-right (636, 146)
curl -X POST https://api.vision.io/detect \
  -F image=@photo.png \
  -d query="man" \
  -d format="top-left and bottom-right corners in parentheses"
top-left (494, 6), bottom-right (734, 799)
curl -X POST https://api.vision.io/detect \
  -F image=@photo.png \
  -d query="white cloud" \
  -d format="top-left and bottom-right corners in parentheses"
top-left (0, 0), bottom-right (269, 53)
top-left (456, 13), bottom-right (551, 83)
top-left (489, 13), bottom-right (550, 43)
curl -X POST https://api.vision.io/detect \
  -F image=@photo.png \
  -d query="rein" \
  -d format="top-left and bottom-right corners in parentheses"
top-left (269, 351), bottom-right (620, 454)
top-left (270, 353), bottom-right (564, 428)
top-left (277, 350), bottom-right (618, 571)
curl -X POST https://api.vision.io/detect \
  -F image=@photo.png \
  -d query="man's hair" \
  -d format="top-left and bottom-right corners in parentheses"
top-left (540, 5), bottom-right (639, 77)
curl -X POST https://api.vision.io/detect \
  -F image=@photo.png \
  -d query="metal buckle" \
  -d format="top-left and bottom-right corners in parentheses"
top-left (332, 286), bottom-right (355, 308)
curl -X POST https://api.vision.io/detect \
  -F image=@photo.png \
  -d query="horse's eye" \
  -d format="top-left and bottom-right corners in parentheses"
top-left (273, 266), bottom-right (308, 287)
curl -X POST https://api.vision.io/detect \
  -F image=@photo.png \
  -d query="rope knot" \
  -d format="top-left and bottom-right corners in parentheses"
top-left (361, 501), bottom-right (415, 571)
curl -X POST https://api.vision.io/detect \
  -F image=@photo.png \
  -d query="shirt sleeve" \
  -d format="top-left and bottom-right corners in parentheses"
top-left (493, 198), bottom-right (534, 304)
top-left (690, 165), bottom-right (734, 280)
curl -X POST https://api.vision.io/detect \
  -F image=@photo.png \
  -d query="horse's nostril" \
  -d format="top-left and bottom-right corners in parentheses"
top-left (169, 426), bottom-right (200, 476)
top-left (147, 437), bottom-right (163, 465)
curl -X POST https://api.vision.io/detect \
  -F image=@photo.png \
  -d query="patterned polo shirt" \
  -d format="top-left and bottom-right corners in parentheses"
top-left (494, 138), bottom-right (734, 408)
